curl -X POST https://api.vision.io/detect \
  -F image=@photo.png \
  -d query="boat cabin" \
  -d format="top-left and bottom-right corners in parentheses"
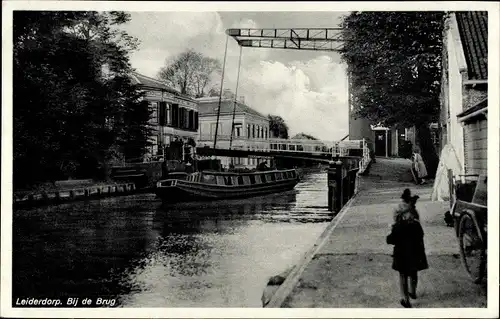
top-left (183, 170), bottom-right (297, 186)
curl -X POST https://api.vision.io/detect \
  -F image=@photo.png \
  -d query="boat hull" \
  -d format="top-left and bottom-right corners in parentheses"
top-left (156, 178), bottom-right (298, 204)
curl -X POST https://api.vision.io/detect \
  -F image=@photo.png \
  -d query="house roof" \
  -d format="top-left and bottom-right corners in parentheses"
top-left (130, 71), bottom-right (180, 95)
top-left (456, 11), bottom-right (488, 80)
top-left (197, 98), bottom-right (266, 118)
top-left (457, 98), bottom-right (487, 121)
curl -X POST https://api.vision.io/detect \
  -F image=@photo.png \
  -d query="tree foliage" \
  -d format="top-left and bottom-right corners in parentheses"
top-left (158, 49), bottom-right (222, 97)
top-left (340, 12), bottom-right (447, 176)
top-left (13, 11), bottom-right (151, 188)
top-left (291, 133), bottom-right (318, 140)
top-left (268, 115), bottom-right (289, 139)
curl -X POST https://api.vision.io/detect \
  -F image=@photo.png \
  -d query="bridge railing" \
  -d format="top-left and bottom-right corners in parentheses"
top-left (197, 137), bottom-right (370, 161)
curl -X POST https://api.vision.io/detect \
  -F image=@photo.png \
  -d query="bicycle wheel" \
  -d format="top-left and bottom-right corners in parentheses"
top-left (458, 213), bottom-right (486, 284)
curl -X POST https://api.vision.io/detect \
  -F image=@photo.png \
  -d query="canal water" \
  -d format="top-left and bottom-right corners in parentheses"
top-left (12, 172), bottom-right (331, 307)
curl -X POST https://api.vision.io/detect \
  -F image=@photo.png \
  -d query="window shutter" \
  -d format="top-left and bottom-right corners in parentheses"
top-left (180, 108), bottom-right (185, 128)
top-left (159, 102), bottom-right (166, 126)
top-left (194, 112), bottom-right (199, 130)
top-left (189, 110), bottom-right (194, 130)
top-left (172, 104), bottom-right (179, 127)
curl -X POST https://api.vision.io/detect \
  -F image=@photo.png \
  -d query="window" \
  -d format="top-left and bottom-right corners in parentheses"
top-left (178, 108), bottom-right (186, 128)
top-left (194, 112), bottom-right (199, 130)
top-left (265, 129), bottom-right (268, 139)
top-left (150, 102), bottom-right (159, 124)
top-left (237, 176), bottom-right (244, 185)
top-left (203, 174), bottom-right (216, 184)
top-left (166, 103), bottom-right (172, 125)
top-left (231, 176), bottom-right (238, 185)
top-left (249, 175), bottom-right (256, 185)
top-left (234, 123), bottom-right (242, 137)
top-left (260, 174), bottom-right (267, 183)
top-left (211, 123), bottom-right (221, 138)
top-left (254, 175), bottom-right (262, 184)
top-left (216, 176), bottom-right (225, 185)
top-left (184, 108), bottom-right (190, 129)
top-left (252, 124), bottom-right (255, 138)
top-left (257, 125), bottom-right (260, 138)
top-left (152, 136), bottom-right (158, 154)
top-left (247, 124), bottom-right (250, 138)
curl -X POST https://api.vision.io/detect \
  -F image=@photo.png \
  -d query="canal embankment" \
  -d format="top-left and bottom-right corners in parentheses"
top-left (13, 179), bottom-right (137, 209)
top-left (13, 160), bottom-right (169, 209)
top-left (262, 158), bottom-right (487, 308)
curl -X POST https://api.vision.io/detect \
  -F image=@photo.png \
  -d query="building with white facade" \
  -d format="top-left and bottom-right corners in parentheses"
top-left (130, 72), bottom-right (199, 162)
top-left (432, 12), bottom-right (488, 201)
top-left (196, 96), bottom-right (270, 168)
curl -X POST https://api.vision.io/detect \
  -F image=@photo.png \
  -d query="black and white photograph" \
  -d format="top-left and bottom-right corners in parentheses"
top-left (1, 1), bottom-right (498, 318)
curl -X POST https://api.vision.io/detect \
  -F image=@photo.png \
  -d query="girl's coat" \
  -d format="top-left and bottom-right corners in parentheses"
top-left (387, 217), bottom-right (429, 274)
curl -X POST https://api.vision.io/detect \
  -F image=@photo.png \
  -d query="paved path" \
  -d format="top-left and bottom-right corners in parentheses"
top-left (278, 158), bottom-right (487, 308)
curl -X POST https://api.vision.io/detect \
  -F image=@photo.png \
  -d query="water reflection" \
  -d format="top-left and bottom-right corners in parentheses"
top-left (13, 172), bottom-right (330, 307)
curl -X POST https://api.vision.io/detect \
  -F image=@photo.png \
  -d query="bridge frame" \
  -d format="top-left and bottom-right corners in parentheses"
top-left (226, 28), bottom-right (345, 52)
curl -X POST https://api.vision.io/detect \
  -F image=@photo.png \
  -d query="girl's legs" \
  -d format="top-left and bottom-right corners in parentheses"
top-left (399, 272), bottom-right (411, 307)
top-left (409, 272), bottom-right (418, 299)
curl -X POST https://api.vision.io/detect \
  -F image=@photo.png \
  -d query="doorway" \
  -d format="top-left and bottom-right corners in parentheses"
top-left (374, 130), bottom-right (392, 157)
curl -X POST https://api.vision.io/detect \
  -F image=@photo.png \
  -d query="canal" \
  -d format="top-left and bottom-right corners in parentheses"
top-left (12, 172), bottom-right (331, 307)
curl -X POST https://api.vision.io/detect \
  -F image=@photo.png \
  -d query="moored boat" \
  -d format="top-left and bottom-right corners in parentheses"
top-left (155, 169), bottom-right (299, 204)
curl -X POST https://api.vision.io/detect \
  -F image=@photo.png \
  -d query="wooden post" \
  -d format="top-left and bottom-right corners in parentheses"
top-left (337, 160), bottom-right (344, 210)
top-left (344, 172), bottom-right (350, 204)
top-left (327, 161), bottom-right (335, 212)
top-left (327, 159), bottom-right (344, 212)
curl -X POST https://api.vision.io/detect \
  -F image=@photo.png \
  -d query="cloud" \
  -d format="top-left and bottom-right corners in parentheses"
top-left (238, 58), bottom-right (348, 140)
top-left (122, 12), bottom-right (349, 140)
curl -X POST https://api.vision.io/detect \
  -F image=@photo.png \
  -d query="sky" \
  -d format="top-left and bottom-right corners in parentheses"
top-left (121, 11), bottom-right (349, 141)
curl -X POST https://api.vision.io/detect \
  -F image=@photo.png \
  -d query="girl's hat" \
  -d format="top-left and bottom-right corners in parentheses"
top-left (401, 188), bottom-right (411, 200)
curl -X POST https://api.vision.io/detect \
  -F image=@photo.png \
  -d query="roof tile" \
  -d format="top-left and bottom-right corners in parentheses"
top-left (198, 99), bottom-right (267, 118)
top-left (456, 11), bottom-right (488, 80)
top-left (130, 71), bottom-right (180, 95)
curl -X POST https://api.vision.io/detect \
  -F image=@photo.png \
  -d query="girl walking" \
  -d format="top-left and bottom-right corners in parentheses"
top-left (388, 189), bottom-right (428, 308)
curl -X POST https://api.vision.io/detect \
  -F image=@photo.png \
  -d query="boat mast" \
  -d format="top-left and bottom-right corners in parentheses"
top-left (213, 35), bottom-right (229, 151)
top-left (229, 46), bottom-right (243, 151)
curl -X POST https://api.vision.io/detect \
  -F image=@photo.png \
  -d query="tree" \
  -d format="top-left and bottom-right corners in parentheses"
top-left (207, 87), bottom-right (220, 97)
top-left (291, 133), bottom-right (318, 140)
top-left (268, 115), bottom-right (289, 139)
top-left (157, 49), bottom-right (221, 97)
top-left (340, 12), bottom-right (447, 177)
top-left (13, 11), bottom-right (151, 188)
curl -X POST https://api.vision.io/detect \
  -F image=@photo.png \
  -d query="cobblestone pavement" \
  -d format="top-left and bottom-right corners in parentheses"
top-left (281, 158), bottom-right (487, 308)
